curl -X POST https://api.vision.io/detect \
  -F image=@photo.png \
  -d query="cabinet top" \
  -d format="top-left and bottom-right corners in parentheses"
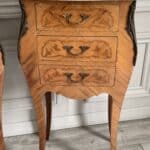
top-left (35, 0), bottom-right (132, 2)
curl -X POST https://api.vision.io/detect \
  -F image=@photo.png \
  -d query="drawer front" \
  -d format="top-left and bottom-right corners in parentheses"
top-left (39, 66), bottom-right (115, 87)
top-left (37, 36), bottom-right (117, 65)
top-left (35, 1), bottom-right (119, 35)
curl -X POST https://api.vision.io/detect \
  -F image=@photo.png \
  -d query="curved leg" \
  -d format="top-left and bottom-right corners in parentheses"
top-left (108, 95), bottom-right (113, 135)
top-left (0, 51), bottom-right (4, 150)
top-left (0, 99), bottom-right (4, 150)
top-left (109, 96), bottom-right (123, 150)
top-left (31, 91), bottom-right (46, 150)
top-left (45, 92), bottom-right (52, 141)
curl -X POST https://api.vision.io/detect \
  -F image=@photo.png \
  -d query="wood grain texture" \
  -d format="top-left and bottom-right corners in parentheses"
top-left (0, 47), bottom-right (4, 150)
top-left (37, 36), bottom-right (117, 64)
top-left (19, 0), bottom-right (136, 150)
top-left (39, 66), bottom-right (116, 86)
top-left (35, 1), bottom-right (119, 33)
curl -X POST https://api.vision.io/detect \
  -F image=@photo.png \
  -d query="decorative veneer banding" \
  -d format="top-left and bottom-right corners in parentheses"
top-left (19, 0), bottom-right (137, 150)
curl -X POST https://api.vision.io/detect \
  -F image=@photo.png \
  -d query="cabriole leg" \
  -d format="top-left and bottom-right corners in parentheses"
top-left (45, 92), bottom-right (52, 141)
top-left (108, 95), bottom-right (123, 150)
top-left (31, 91), bottom-right (46, 150)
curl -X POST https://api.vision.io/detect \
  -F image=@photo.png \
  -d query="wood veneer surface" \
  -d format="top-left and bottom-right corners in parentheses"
top-left (0, 47), bottom-right (4, 150)
top-left (19, 0), bottom-right (136, 150)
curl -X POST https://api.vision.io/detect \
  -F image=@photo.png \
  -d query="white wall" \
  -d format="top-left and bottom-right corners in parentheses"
top-left (0, 0), bottom-right (150, 137)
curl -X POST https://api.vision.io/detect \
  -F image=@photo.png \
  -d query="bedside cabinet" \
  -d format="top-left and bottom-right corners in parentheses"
top-left (0, 46), bottom-right (4, 150)
top-left (19, 0), bottom-right (137, 150)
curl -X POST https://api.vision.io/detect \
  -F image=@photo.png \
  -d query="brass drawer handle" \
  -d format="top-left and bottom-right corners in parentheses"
top-left (64, 73), bottom-right (89, 83)
top-left (63, 14), bottom-right (89, 25)
top-left (63, 45), bottom-right (90, 56)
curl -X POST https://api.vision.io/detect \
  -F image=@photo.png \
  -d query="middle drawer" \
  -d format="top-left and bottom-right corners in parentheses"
top-left (37, 36), bottom-right (117, 66)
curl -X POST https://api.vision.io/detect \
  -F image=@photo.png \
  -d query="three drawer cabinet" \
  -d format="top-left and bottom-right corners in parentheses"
top-left (0, 46), bottom-right (4, 150)
top-left (19, 0), bottom-right (137, 150)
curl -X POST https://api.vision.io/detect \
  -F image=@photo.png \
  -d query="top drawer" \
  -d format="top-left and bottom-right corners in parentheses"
top-left (35, 1), bottom-right (119, 36)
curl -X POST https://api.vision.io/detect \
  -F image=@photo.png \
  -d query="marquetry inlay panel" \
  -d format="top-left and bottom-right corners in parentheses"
top-left (19, 0), bottom-right (137, 150)
top-left (39, 66), bottom-right (115, 86)
top-left (35, 1), bottom-right (119, 34)
top-left (37, 36), bottom-right (117, 65)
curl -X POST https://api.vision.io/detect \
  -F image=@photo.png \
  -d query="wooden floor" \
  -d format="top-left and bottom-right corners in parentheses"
top-left (4, 118), bottom-right (150, 150)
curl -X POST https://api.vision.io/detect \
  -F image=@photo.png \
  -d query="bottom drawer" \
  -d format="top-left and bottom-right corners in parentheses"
top-left (39, 65), bottom-right (115, 87)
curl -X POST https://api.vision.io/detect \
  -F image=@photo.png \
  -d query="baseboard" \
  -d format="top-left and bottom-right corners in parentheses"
top-left (3, 105), bottom-right (150, 137)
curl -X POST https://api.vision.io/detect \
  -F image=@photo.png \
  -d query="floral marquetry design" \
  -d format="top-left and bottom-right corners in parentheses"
top-left (41, 40), bottom-right (112, 58)
top-left (35, 2), bottom-right (119, 33)
top-left (39, 66), bottom-right (115, 87)
top-left (40, 7), bottom-right (114, 28)
top-left (37, 36), bottom-right (117, 64)
top-left (19, 1), bottom-right (136, 150)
